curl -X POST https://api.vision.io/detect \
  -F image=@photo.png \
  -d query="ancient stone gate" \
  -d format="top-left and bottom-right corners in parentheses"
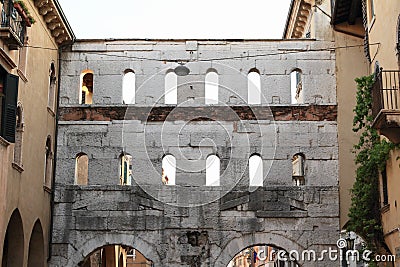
top-left (50, 39), bottom-right (339, 267)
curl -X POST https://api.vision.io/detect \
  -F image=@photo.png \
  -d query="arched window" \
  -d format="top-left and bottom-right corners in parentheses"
top-left (122, 70), bottom-right (135, 104)
top-left (44, 136), bottom-right (53, 188)
top-left (13, 104), bottom-right (23, 166)
top-left (248, 69), bottom-right (261, 104)
top-left (249, 154), bottom-right (263, 186)
top-left (120, 153), bottom-right (132, 185)
top-left (206, 155), bottom-right (220, 186)
top-left (291, 69), bottom-right (303, 104)
top-left (397, 15), bottom-right (400, 68)
top-left (205, 70), bottom-right (219, 104)
top-left (162, 155), bottom-right (176, 185)
top-left (292, 153), bottom-right (305, 186)
top-left (75, 153), bottom-right (88, 185)
top-left (80, 70), bottom-right (94, 104)
top-left (165, 71), bottom-right (177, 104)
top-left (48, 63), bottom-right (56, 110)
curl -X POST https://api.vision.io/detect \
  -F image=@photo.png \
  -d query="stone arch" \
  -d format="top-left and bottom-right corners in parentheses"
top-left (213, 232), bottom-right (305, 267)
top-left (69, 233), bottom-right (162, 266)
top-left (2, 209), bottom-right (24, 267)
top-left (27, 220), bottom-right (44, 267)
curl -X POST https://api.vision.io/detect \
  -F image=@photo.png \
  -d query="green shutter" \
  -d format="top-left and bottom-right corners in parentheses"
top-left (2, 73), bottom-right (18, 143)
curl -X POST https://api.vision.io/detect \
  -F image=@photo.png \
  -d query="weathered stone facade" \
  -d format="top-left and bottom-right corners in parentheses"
top-left (51, 39), bottom-right (340, 266)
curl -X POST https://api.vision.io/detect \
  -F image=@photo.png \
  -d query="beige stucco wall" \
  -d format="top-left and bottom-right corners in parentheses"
top-left (366, 0), bottom-right (400, 260)
top-left (0, 0), bottom-right (61, 266)
top-left (334, 32), bottom-right (369, 227)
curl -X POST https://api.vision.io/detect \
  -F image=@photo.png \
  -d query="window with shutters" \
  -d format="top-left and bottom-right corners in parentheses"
top-left (0, 66), bottom-right (19, 143)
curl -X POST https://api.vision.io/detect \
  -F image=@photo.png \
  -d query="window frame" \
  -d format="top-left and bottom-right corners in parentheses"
top-left (0, 68), bottom-right (19, 143)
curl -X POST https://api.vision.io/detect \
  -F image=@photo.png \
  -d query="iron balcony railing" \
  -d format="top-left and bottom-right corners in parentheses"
top-left (372, 69), bottom-right (400, 118)
top-left (0, 0), bottom-right (25, 46)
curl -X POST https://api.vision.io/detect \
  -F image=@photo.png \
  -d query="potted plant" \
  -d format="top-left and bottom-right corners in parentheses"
top-left (13, 0), bottom-right (35, 26)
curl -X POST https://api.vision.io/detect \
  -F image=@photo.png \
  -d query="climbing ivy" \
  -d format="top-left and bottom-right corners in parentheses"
top-left (347, 75), bottom-right (396, 261)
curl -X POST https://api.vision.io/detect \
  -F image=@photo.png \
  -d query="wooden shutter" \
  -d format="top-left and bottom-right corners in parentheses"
top-left (2, 73), bottom-right (19, 142)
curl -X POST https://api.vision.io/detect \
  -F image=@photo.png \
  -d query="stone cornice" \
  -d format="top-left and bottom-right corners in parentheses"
top-left (284, 0), bottom-right (313, 39)
top-left (33, 0), bottom-right (75, 46)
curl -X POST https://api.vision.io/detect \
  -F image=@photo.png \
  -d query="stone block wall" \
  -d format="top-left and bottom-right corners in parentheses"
top-left (51, 39), bottom-right (340, 267)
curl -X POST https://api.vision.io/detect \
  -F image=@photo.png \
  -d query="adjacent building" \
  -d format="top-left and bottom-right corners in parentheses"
top-left (285, 0), bottom-right (400, 264)
top-left (0, 0), bottom-right (74, 266)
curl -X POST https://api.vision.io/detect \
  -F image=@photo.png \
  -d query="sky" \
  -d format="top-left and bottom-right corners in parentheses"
top-left (57, 0), bottom-right (292, 39)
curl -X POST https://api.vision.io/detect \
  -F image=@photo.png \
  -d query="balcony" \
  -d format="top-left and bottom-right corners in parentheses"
top-left (372, 69), bottom-right (400, 143)
top-left (0, 1), bottom-right (26, 50)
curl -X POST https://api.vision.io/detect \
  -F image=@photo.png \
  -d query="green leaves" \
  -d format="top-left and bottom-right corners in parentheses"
top-left (348, 75), bottom-right (394, 254)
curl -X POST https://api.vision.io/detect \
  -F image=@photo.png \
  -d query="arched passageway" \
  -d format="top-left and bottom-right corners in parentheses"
top-left (2, 209), bottom-right (24, 267)
top-left (27, 220), bottom-right (45, 267)
top-left (81, 245), bottom-right (153, 267)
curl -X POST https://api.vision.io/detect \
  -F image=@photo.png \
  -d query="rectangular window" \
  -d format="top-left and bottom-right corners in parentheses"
top-left (0, 66), bottom-right (19, 143)
top-left (382, 168), bottom-right (388, 206)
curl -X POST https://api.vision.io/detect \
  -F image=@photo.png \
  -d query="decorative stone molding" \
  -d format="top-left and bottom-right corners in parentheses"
top-left (39, 5), bottom-right (52, 16)
top-left (33, 0), bottom-right (74, 45)
top-left (284, 0), bottom-right (313, 39)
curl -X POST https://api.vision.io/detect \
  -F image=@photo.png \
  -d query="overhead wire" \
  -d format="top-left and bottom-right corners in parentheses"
top-left (24, 42), bottom-right (381, 63)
